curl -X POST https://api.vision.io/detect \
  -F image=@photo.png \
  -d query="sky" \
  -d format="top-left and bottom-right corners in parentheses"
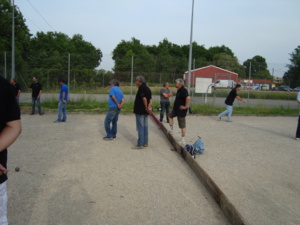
top-left (15, 0), bottom-right (300, 77)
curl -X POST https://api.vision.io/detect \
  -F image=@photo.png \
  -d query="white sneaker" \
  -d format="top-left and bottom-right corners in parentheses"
top-left (167, 129), bottom-right (173, 134)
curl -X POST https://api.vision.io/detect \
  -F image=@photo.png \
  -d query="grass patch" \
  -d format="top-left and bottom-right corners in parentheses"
top-left (20, 99), bottom-right (299, 116)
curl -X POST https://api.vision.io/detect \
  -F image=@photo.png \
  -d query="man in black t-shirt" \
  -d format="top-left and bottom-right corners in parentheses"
top-left (133, 75), bottom-right (152, 149)
top-left (10, 79), bottom-right (21, 103)
top-left (0, 76), bottom-right (22, 224)
top-left (29, 76), bottom-right (43, 115)
top-left (168, 78), bottom-right (190, 144)
top-left (218, 84), bottom-right (246, 122)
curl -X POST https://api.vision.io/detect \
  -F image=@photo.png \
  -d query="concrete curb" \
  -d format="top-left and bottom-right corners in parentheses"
top-left (149, 112), bottom-right (247, 225)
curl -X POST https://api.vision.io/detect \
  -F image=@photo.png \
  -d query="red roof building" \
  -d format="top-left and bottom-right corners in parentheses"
top-left (183, 65), bottom-right (239, 85)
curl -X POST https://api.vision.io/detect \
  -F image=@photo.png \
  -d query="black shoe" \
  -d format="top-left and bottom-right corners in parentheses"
top-left (39, 112), bottom-right (44, 115)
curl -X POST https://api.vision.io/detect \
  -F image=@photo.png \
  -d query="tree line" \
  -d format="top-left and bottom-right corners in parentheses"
top-left (1, 0), bottom-right (299, 89)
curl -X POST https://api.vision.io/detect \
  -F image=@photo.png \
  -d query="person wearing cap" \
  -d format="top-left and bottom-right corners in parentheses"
top-left (54, 79), bottom-right (68, 123)
top-left (103, 79), bottom-right (125, 140)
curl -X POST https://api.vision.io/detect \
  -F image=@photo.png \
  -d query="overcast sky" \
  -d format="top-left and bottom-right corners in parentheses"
top-left (16, 0), bottom-right (300, 77)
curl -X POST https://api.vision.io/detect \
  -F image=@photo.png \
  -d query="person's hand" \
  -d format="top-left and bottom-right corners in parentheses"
top-left (62, 100), bottom-right (67, 104)
top-left (243, 100), bottom-right (247, 103)
top-left (179, 105), bottom-right (187, 110)
top-left (0, 164), bottom-right (8, 176)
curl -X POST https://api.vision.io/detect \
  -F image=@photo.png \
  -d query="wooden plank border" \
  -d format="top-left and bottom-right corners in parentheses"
top-left (150, 112), bottom-right (247, 225)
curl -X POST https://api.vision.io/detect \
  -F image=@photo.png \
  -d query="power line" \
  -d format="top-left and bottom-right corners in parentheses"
top-left (25, 0), bottom-right (55, 32)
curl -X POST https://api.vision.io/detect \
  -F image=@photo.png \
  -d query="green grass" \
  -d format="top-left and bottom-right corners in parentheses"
top-left (20, 99), bottom-right (299, 116)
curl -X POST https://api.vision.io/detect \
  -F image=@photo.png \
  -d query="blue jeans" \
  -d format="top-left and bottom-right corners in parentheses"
top-left (32, 97), bottom-right (42, 114)
top-left (104, 107), bottom-right (120, 138)
top-left (135, 114), bottom-right (148, 146)
top-left (160, 101), bottom-right (170, 122)
top-left (219, 105), bottom-right (233, 121)
top-left (57, 101), bottom-right (67, 122)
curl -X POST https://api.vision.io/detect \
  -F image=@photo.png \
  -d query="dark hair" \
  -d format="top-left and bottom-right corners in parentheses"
top-left (59, 78), bottom-right (65, 83)
top-left (163, 82), bottom-right (168, 87)
top-left (235, 84), bottom-right (241, 89)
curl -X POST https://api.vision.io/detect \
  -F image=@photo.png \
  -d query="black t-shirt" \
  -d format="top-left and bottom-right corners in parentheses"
top-left (30, 82), bottom-right (42, 98)
top-left (11, 83), bottom-right (21, 96)
top-left (0, 76), bottom-right (21, 184)
top-left (173, 86), bottom-right (189, 117)
top-left (133, 83), bottom-right (152, 115)
top-left (225, 88), bottom-right (237, 106)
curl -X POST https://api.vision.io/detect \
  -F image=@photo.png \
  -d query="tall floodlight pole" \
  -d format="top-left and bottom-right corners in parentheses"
top-left (11, 0), bottom-right (15, 79)
top-left (130, 55), bottom-right (134, 97)
top-left (68, 53), bottom-right (70, 88)
top-left (187, 0), bottom-right (195, 95)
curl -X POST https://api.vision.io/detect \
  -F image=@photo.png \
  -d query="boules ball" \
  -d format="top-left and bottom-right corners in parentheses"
top-left (15, 167), bottom-right (20, 172)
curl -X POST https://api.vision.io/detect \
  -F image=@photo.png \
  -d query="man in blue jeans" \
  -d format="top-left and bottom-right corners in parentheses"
top-left (54, 79), bottom-right (68, 123)
top-left (160, 82), bottom-right (173, 123)
top-left (103, 79), bottom-right (124, 140)
top-left (218, 84), bottom-right (246, 122)
top-left (133, 75), bottom-right (152, 149)
top-left (29, 76), bottom-right (43, 115)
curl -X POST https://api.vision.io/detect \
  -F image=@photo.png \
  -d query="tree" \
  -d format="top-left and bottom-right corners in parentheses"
top-left (0, 0), bottom-right (31, 76)
top-left (112, 37), bottom-right (155, 81)
top-left (283, 46), bottom-right (300, 87)
top-left (243, 55), bottom-right (272, 79)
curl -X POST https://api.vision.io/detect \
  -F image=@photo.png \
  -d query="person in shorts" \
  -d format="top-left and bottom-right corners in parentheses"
top-left (0, 76), bottom-right (22, 225)
top-left (168, 78), bottom-right (190, 144)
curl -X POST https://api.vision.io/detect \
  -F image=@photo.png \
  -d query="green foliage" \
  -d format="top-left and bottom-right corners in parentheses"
top-left (0, 0), bottom-right (31, 74)
top-left (243, 55), bottom-right (272, 79)
top-left (283, 45), bottom-right (300, 87)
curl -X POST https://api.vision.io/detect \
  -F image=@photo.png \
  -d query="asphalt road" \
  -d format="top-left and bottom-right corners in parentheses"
top-left (20, 92), bottom-right (299, 109)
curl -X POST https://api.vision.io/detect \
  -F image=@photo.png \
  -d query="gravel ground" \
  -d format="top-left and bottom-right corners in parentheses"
top-left (7, 113), bottom-right (229, 225)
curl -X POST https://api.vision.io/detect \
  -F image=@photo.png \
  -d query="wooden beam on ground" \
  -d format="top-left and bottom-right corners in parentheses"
top-left (150, 112), bottom-right (247, 225)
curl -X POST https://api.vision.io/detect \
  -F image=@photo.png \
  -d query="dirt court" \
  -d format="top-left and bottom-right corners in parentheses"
top-left (6, 112), bottom-right (300, 225)
top-left (6, 113), bottom-right (229, 225)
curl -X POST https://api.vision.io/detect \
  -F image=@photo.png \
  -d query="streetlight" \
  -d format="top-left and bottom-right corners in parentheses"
top-left (205, 80), bottom-right (220, 104)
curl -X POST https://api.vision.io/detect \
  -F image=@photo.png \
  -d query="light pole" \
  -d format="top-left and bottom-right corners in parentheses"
top-left (187, 0), bottom-right (195, 95)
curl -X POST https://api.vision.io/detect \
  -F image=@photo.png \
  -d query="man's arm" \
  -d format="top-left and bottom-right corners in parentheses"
top-left (0, 120), bottom-right (22, 152)
top-left (37, 90), bottom-right (42, 99)
top-left (62, 92), bottom-right (66, 103)
top-left (179, 96), bottom-right (191, 110)
top-left (236, 96), bottom-right (246, 103)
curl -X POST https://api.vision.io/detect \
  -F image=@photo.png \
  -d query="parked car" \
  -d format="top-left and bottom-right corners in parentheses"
top-left (294, 86), bottom-right (300, 92)
top-left (279, 86), bottom-right (293, 91)
top-left (272, 87), bottom-right (280, 91)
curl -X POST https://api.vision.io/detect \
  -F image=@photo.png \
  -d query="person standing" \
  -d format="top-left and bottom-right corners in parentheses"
top-left (10, 79), bottom-right (21, 103)
top-left (168, 78), bottom-right (190, 144)
top-left (218, 84), bottom-right (246, 122)
top-left (133, 75), bottom-right (152, 149)
top-left (29, 76), bottom-right (43, 115)
top-left (54, 79), bottom-right (68, 123)
top-left (0, 76), bottom-right (22, 225)
top-left (159, 82), bottom-right (173, 123)
top-left (295, 90), bottom-right (300, 140)
top-left (103, 79), bottom-right (124, 140)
